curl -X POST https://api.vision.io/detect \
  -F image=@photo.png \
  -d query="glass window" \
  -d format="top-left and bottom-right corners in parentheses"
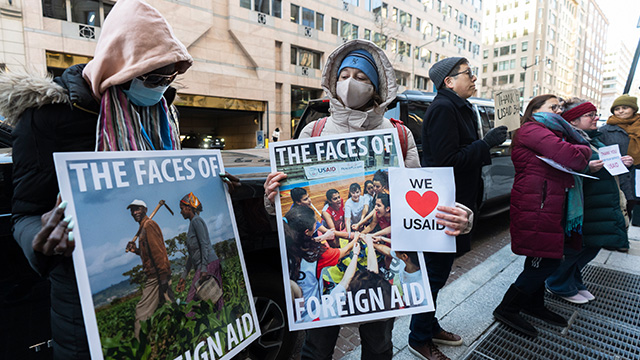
top-left (483, 50), bottom-right (489, 59)
top-left (416, 17), bottom-right (421, 31)
top-left (521, 41), bottom-right (528, 51)
top-left (255, 0), bottom-right (270, 14)
top-left (341, 21), bottom-right (351, 38)
top-left (240, 0), bottom-right (251, 9)
top-left (331, 17), bottom-right (339, 35)
top-left (422, 22), bottom-right (433, 36)
top-left (521, 57), bottom-right (527, 67)
top-left (71, 0), bottom-right (101, 26)
top-left (351, 25), bottom-right (358, 39)
top-left (272, 0), bottom-right (282, 18)
top-left (364, 28), bottom-right (371, 40)
top-left (374, 32), bottom-right (387, 49)
top-left (43, 0), bottom-right (67, 21)
top-left (389, 38), bottom-right (397, 53)
top-left (316, 13), bottom-right (324, 31)
top-left (372, 1), bottom-right (387, 18)
top-left (302, 7), bottom-right (314, 27)
top-left (290, 4), bottom-right (299, 23)
top-left (510, 44), bottom-right (516, 54)
top-left (291, 46), bottom-right (321, 69)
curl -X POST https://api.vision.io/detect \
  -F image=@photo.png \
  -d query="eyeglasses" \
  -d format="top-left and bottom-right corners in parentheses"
top-left (448, 68), bottom-right (475, 79)
top-left (138, 71), bottom-right (178, 88)
top-left (581, 112), bottom-right (598, 119)
top-left (550, 104), bottom-right (564, 112)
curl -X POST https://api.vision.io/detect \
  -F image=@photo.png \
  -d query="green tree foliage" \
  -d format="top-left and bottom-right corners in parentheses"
top-left (98, 256), bottom-right (252, 360)
top-left (213, 238), bottom-right (238, 260)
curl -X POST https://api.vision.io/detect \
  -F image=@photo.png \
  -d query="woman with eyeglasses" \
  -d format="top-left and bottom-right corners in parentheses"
top-left (542, 98), bottom-right (631, 306)
top-left (493, 94), bottom-right (591, 338)
top-left (3, 0), bottom-right (192, 358)
top-left (599, 95), bottom-right (640, 230)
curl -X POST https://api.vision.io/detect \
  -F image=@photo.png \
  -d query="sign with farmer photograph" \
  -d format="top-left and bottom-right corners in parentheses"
top-left (54, 150), bottom-right (260, 360)
top-left (270, 129), bottom-right (435, 331)
top-left (388, 167), bottom-right (456, 252)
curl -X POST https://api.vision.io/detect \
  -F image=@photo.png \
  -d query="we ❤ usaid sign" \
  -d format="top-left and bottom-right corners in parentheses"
top-left (389, 167), bottom-right (457, 252)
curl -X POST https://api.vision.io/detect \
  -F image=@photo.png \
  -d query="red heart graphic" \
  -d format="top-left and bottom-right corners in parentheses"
top-left (405, 190), bottom-right (439, 218)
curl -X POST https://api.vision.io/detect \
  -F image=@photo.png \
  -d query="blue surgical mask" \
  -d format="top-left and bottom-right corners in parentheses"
top-left (123, 78), bottom-right (169, 107)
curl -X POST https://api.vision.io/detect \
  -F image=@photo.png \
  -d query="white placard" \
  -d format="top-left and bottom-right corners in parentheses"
top-left (494, 89), bottom-right (521, 131)
top-left (389, 167), bottom-right (456, 252)
top-left (598, 144), bottom-right (629, 176)
top-left (635, 169), bottom-right (640, 197)
top-left (536, 156), bottom-right (599, 180)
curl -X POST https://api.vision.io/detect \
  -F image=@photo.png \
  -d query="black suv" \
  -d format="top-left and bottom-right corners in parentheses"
top-left (295, 90), bottom-right (515, 217)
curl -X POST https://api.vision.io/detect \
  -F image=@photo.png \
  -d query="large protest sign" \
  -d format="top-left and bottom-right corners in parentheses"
top-left (494, 89), bottom-right (521, 131)
top-left (270, 129), bottom-right (434, 331)
top-left (54, 150), bottom-right (260, 360)
top-left (389, 167), bottom-right (456, 252)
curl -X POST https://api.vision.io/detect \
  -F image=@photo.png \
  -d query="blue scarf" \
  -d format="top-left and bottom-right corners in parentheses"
top-left (532, 112), bottom-right (589, 236)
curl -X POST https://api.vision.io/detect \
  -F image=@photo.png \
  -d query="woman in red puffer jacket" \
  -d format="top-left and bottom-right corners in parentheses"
top-left (493, 94), bottom-right (592, 338)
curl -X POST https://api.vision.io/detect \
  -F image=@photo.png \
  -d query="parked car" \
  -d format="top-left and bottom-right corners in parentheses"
top-left (295, 90), bottom-right (515, 217)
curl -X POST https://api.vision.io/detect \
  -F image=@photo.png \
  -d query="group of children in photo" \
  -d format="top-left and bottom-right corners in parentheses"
top-left (283, 169), bottom-right (428, 322)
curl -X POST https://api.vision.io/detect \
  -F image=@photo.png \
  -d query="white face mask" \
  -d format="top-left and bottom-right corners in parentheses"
top-left (336, 78), bottom-right (375, 109)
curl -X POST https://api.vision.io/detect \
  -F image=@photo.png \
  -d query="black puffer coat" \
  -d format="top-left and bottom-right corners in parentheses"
top-left (12, 64), bottom-right (99, 220)
top-left (582, 130), bottom-right (629, 249)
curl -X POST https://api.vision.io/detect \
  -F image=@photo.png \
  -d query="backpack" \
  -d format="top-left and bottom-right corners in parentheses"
top-left (310, 117), bottom-right (409, 160)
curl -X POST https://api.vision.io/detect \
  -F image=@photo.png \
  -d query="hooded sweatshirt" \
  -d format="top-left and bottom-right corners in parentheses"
top-left (298, 40), bottom-right (420, 168)
top-left (82, 0), bottom-right (193, 99)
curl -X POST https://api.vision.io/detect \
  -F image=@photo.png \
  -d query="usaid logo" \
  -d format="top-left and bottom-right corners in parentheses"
top-left (317, 166), bottom-right (337, 174)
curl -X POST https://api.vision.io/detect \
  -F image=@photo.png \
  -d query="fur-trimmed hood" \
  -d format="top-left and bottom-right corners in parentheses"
top-left (0, 72), bottom-right (68, 126)
top-left (0, 64), bottom-right (98, 126)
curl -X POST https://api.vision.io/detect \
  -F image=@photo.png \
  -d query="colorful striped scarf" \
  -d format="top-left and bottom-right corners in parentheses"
top-left (95, 86), bottom-right (181, 151)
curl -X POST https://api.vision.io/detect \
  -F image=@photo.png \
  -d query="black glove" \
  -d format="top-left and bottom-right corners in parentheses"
top-left (483, 125), bottom-right (508, 147)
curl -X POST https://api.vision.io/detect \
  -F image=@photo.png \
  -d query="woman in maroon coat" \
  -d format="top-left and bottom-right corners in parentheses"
top-left (493, 95), bottom-right (592, 337)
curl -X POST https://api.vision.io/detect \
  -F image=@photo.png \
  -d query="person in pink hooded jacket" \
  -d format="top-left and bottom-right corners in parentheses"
top-left (493, 94), bottom-right (591, 338)
top-left (4, 0), bottom-right (192, 358)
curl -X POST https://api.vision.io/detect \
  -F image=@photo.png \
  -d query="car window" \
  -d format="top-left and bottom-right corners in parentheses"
top-left (404, 101), bottom-right (431, 149)
top-left (477, 106), bottom-right (495, 137)
top-left (293, 101), bottom-right (330, 139)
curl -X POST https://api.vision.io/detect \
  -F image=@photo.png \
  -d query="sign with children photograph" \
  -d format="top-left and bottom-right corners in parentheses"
top-left (53, 150), bottom-right (260, 360)
top-left (388, 167), bottom-right (456, 252)
top-left (270, 129), bottom-right (435, 331)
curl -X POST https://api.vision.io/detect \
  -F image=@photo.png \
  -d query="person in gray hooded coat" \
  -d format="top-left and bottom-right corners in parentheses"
top-left (264, 40), bottom-right (471, 360)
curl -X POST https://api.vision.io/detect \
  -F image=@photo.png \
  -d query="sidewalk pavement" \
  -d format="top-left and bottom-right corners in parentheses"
top-left (341, 227), bottom-right (640, 360)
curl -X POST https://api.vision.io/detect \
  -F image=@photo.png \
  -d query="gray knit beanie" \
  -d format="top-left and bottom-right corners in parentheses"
top-left (429, 57), bottom-right (466, 90)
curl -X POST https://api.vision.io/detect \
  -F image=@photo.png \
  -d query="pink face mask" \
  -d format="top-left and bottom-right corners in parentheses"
top-left (336, 78), bottom-right (375, 109)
